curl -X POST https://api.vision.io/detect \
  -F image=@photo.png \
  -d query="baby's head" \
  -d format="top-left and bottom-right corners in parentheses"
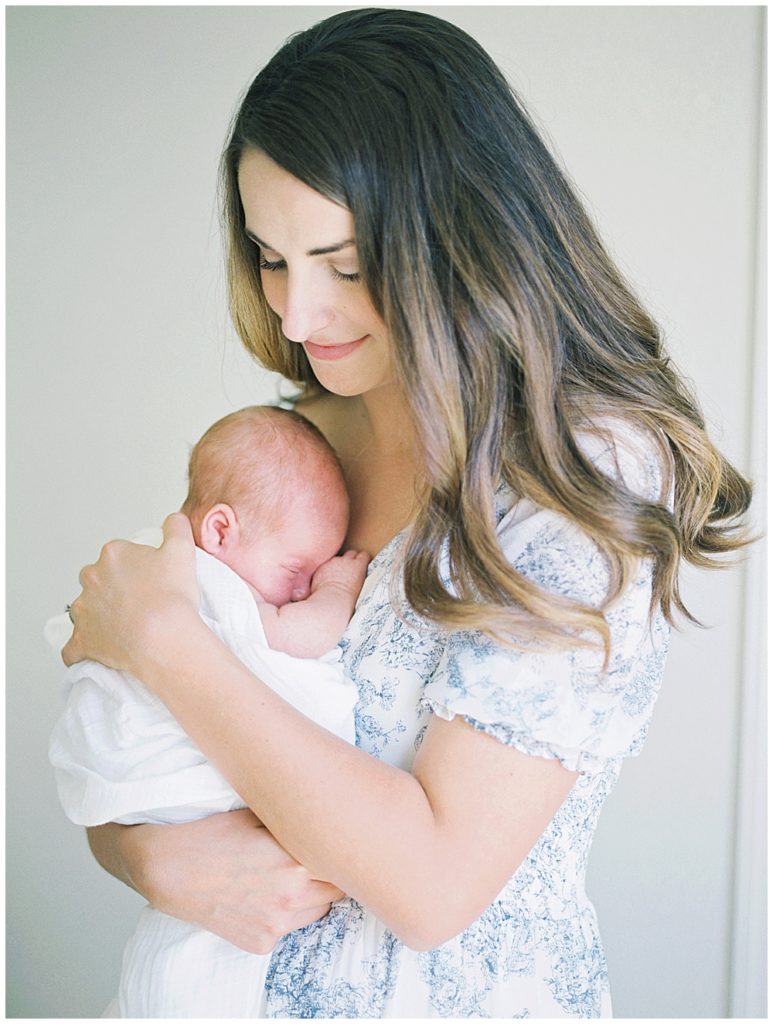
top-left (181, 406), bottom-right (349, 606)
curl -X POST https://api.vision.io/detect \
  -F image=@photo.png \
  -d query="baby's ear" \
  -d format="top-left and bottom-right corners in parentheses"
top-left (198, 503), bottom-right (239, 555)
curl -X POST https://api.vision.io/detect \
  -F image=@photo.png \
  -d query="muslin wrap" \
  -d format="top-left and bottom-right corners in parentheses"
top-left (47, 527), bottom-right (357, 1017)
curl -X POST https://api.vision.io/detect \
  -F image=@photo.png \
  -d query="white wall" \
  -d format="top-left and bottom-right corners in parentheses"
top-left (7, 6), bottom-right (765, 1018)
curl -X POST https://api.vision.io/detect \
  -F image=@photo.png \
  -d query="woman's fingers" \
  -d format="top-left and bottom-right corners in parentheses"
top-left (286, 901), bottom-right (343, 935)
top-left (161, 511), bottom-right (195, 547)
top-left (61, 589), bottom-right (88, 666)
top-left (159, 513), bottom-right (198, 608)
top-left (128, 810), bottom-right (346, 953)
top-left (61, 631), bottom-right (81, 667)
top-left (59, 516), bottom-right (199, 674)
top-left (309, 879), bottom-right (345, 904)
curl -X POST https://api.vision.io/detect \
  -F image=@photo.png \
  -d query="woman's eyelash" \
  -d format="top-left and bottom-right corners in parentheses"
top-left (331, 268), bottom-right (361, 283)
top-left (258, 255), bottom-right (286, 272)
top-left (257, 252), bottom-right (360, 284)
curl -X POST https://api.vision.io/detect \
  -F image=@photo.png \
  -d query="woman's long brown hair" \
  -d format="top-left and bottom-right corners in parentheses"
top-left (220, 8), bottom-right (752, 658)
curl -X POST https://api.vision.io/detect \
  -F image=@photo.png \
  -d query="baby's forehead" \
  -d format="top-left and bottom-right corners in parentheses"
top-left (266, 497), bottom-right (347, 550)
top-left (240, 531), bottom-right (330, 569)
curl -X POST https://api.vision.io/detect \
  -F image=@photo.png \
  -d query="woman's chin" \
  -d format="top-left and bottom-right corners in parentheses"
top-left (308, 365), bottom-right (397, 400)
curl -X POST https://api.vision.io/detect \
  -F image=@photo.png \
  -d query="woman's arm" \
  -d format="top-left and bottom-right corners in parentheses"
top-left (146, 637), bottom-right (575, 950)
top-left (86, 813), bottom-right (346, 954)
top-left (65, 515), bottom-right (577, 951)
top-left (87, 823), bottom-right (142, 892)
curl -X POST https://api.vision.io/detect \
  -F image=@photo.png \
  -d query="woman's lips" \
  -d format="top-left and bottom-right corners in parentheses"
top-left (303, 336), bottom-right (367, 361)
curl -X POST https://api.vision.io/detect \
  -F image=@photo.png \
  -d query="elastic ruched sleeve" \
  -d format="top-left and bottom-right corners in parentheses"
top-left (420, 420), bottom-right (672, 774)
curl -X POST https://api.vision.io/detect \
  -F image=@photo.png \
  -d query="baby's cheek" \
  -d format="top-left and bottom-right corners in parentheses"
top-left (269, 581), bottom-right (293, 607)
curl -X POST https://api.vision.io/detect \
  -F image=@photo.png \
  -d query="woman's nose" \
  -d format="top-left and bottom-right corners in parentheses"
top-left (278, 272), bottom-right (331, 344)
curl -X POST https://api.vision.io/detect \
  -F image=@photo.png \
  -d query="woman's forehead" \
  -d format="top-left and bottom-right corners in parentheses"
top-left (237, 148), bottom-right (353, 251)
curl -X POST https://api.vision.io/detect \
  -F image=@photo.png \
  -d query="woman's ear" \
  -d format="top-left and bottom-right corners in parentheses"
top-left (198, 503), bottom-right (239, 556)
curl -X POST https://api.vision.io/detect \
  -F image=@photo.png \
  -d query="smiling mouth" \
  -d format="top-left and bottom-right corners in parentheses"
top-left (303, 336), bottom-right (368, 361)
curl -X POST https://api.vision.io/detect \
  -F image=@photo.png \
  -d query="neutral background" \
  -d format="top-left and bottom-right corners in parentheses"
top-left (7, 5), bottom-right (766, 1018)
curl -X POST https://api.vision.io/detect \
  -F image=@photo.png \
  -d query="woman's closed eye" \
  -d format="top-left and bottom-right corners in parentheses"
top-left (258, 254), bottom-right (286, 273)
top-left (330, 266), bottom-right (361, 283)
top-left (256, 250), bottom-right (360, 284)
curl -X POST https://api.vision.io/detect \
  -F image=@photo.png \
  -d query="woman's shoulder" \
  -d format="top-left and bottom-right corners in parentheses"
top-left (498, 415), bottom-right (673, 528)
top-left (493, 415), bottom-right (674, 596)
top-left (573, 414), bottom-right (674, 507)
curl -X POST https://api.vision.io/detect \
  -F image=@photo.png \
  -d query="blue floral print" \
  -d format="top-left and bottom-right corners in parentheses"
top-left (262, 420), bottom-right (670, 1018)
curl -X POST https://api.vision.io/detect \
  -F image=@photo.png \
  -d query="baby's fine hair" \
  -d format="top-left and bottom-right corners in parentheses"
top-left (181, 405), bottom-right (344, 540)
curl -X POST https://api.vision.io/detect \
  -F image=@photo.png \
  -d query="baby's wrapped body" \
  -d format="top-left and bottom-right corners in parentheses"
top-left (49, 535), bottom-right (358, 1018)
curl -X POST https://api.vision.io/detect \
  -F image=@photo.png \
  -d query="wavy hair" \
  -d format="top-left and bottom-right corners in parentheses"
top-left (220, 8), bottom-right (752, 658)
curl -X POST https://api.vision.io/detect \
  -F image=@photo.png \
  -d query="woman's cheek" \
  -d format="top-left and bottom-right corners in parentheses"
top-left (260, 270), bottom-right (285, 319)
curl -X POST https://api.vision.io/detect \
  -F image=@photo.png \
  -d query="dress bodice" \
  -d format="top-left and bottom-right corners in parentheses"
top-left (263, 418), bottom-right (671, 1018)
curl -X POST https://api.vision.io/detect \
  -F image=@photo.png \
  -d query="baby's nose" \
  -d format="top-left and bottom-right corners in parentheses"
top-left (291, 579), bottom-right (311, 601)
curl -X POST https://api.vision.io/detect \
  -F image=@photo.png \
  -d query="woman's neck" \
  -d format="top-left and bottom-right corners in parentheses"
top-left (335, 386), bottom-right (423, 555)
top-left (355, 382), bottom-right (418, 459)
top-left (295, 382), bottom-right (423, 556)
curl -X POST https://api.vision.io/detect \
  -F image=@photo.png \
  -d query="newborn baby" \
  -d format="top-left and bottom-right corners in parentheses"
top-left (49, 405), bottom-right (369, 1018)
top-left (181, 404), bottom-right (368, 658)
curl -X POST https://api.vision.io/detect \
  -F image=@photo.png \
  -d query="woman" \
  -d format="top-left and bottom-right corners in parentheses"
top-left (63, 8), bottom-right (751, 1018)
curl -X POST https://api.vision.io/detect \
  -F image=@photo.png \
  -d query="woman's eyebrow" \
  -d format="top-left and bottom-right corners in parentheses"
top-left (245, 230), bottom-right (355, 257)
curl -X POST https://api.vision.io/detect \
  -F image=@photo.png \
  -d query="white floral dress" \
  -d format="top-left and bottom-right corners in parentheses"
top-left (260, 420), bottom-right (671, 1018)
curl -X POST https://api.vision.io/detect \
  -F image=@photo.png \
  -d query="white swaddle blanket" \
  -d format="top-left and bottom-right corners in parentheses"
top-left (48, 528), bottom-right (358, 1018)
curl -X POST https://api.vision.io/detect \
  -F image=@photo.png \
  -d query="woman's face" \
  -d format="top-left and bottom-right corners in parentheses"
top-left (237, 148), bottom-right (394, 397)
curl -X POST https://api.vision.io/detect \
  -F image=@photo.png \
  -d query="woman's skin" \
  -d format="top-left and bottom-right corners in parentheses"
top-left (73, 150), bottom-right (578, 954)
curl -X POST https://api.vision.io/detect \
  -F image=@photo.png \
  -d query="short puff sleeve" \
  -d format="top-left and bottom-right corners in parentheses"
top-left (420, 421), bottom-right (671, 774)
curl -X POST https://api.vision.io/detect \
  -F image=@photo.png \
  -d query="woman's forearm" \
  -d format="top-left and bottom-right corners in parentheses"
top-left (87, 822), bottom-right (178, 906)
top-left (86, 823), bottom-right (147, 895)
top-left (139, 609), bottom-right (576, 949)
top-left (142, 614), bottom-right (434, 932)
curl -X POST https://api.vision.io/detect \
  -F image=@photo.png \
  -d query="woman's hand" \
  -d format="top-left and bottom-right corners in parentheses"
top-left (62, 513), bottom-right (199, 676)
top-left (100, 810), bottom-right (345, 954)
